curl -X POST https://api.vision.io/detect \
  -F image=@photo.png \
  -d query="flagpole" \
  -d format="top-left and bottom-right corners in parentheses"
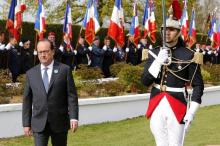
top-left (72, 27), bottom-right (83, 69)
top-left (34, 33), bottom-right (38, 65)
top-left (74, 27), bottom-right (83, 50)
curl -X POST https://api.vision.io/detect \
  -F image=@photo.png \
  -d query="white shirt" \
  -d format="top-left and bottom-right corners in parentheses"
top-left (41, 60), bottom-right (54, 83)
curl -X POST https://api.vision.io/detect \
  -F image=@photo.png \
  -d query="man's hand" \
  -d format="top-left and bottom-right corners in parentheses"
top-left (70, 120), bottom-right (78, 133)
top-left (183, 101), bottom-right (200, 132)
top-left (156, 48), bottom-right (169, 64)
top-left (23, 127), bottom-right (32, 136)
top-left (183, 113), bottom-right (194, 132)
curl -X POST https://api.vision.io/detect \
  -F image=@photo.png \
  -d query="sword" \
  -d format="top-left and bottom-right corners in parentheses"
top-left (161, 0), bottom-right (172, 66)
top-left (181, 89), bottom-right (192, 146)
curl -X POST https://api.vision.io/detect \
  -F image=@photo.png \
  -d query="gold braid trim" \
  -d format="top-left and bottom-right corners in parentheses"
top-left (167, 68), bottom-right (190, 82)
top-left (190, 64), bottom-right (199, 87)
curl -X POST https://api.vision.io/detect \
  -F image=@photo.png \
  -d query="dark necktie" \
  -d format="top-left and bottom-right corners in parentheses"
top-left (43, 67), bottom-right (49, 93)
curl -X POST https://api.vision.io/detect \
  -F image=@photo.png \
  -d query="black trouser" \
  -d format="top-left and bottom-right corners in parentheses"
top-left (33, 122), bottom-right (68, 146)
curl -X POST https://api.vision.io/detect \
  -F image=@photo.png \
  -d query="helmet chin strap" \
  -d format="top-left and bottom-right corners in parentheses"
top-left (166, 31), bottom-right (181, 48)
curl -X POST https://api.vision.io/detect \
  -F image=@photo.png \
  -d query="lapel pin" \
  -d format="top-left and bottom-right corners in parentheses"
top-left (54, 69), bottom-right (59, 74)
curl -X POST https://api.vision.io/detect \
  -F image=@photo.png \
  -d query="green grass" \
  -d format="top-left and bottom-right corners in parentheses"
top-left (0, 105), bottom-right (220, 146)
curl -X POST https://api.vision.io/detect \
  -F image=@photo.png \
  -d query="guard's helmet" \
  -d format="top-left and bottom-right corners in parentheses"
top-left (161, 18), bottom-right (181, 30)
top-left (161, 5), bottom-right (181, 30)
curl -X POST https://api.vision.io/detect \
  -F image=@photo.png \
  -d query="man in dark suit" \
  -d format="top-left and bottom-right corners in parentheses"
top-left (22, 39), bottom-right (79, 146)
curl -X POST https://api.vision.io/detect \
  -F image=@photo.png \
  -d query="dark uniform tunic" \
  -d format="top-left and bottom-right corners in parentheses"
top-left (141, 42), bottom-right (204, 122)
top-left (8, 46), bottom-right (22, 82)
top-left (90, 44), bottom-right (105, 69)
top-left (20, 47), bottom-right (34, 74)
top-left (60, 42), bottom-right (76, 70)
top-left (0, 43), bottom-right (7, 69)
top-left (114, 48), bottom-right (125, 62)
top-left (126, 42), bottom-right (140, 65)
top-left (76, 44), bottom-right (90, 66)
top-left (102, 46), bottom-right (114, 77)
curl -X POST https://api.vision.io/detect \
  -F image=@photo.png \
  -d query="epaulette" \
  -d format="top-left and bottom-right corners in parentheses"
top-left (192, 51), bottom-right (203, 65)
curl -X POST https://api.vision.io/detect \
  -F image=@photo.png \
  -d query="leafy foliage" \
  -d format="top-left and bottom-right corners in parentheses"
top-left (118, 65), bottom-right (147, 93)
top-left (74, 64), bottom-right (103, 80)
top-left (110, 62), bottom-right (130, 77)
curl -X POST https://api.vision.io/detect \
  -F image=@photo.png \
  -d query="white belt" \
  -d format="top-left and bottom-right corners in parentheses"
top-left (154, 84), bottom-right (185, 93)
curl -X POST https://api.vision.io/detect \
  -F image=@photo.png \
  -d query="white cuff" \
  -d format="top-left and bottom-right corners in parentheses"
top-left (74, 50), bottom-right (77, 55)
top-left (33, 50), bottom-right (37, 55)
top-left (0, 45), bottom-right (5, 50)
top-left (5, 43), bottom-right (11, 50)
top-left (148, 60), bottom-right (162, 78)
top-left (70, 119), bottom-right (78, 122)
top-left (19, 42), bottom-right (23, 47)
top-left (59, 45), bottom-right (64, 52)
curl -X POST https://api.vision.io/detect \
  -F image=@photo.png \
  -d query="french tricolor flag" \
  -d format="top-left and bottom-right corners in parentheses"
top-left (180, 1), bottom-right (189, 42)
top-left (6, 0), bottom-right (26, 41)
top-left (34, 0), bottom-right (46, 40)
top-left (188, 8), bottom-right (196, 48)
top-left (149, 2), bottom-right (156, 44)
top-left (217, 24), bottom-right (220, 47)
top-left (82, 0), bottom-right (100, 46)
top-left (63, 2), bottom-right (72, 39)
top-left (129, 1), bottom-right (140, 47)
top-left (142, 0), bottom-right (150, 39)
top-left (209, 16), bottom-right (218, 49)
top-left (15, 0), bottom-right (26, 30)
top-left (108, 0), bottom-right (125, 48)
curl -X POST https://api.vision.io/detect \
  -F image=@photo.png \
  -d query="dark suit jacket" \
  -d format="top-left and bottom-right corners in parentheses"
top-left (22, 61), bottom-right (78, 133)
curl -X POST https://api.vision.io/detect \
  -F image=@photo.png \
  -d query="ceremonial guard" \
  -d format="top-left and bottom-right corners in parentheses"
top-left (89, 36), bottom-right (105, 69)
top-left (6, 35), bottom-right (21, 82)
top-left (20, 39), bottom-right (34, 74)
top-left (141, 5), bottom-right (204, 146)
top-left (59, 35), bottom-right (77, 69)
top-left (113, 44), bottom-right (126, 62)
top-left (102, 37), bottom-right (114, 77)
top-left (0, 31), bottom-right (7, 69)
top-left (126, 35), bottom-right (140, 65)
top-left (76, 36), bottom-right (90, 67)
top-left (48, 32), bottom-right (62, 62)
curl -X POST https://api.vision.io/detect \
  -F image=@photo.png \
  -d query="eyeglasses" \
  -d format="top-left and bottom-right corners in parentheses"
top-left (37, 50), bottom-right (51, 55)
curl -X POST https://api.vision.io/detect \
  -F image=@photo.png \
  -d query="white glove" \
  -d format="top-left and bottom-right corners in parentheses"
top-left (148, 48), bottom-right (169, 78)
top-left (103, 45), bottom-right (107, 51)
top-left (19, 42), bottom-right (23, 47)
top-left (74, 50), bottom-right (77, 55)
top-left (5, 43), bottom-right (12, 50)
top-left (88, 46), bottom-right (92, 51)
top-left (33, 50), bottom-right (37, 55)
top-left (149, 45), bottom-right (153, 50)
top-left (125, 48), bottom-right (129, 52)
top-left (156, 48), bottom-right (169, 64)
top-left (0, 44), bottom-right (5, 50)
top-left (59, 45), bottom-right (64, 52)
top-left (138, 44), bottom-right (141, 49)
top-left (113, 47), bottom-right (117, 52)
top-left (202, 51), bottom-right (206, 55)
top-left (183, 101), bottom-right (200, 132)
